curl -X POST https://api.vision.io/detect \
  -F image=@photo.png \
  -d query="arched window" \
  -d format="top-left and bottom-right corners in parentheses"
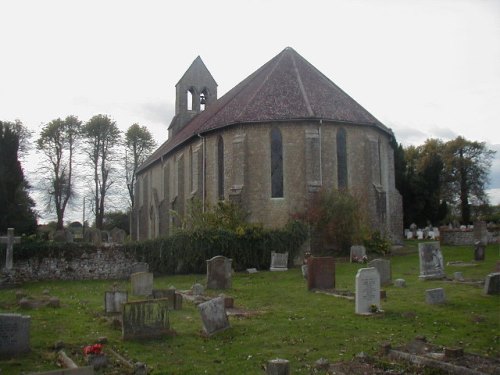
top-left (217, 136), bottom-right (224, 200)
top-left (186, 89), bottom-right (194, 110)
top-left (337, 128), bottom-right (348, 189)
top-left (271, 127), bottom-right (283, 198)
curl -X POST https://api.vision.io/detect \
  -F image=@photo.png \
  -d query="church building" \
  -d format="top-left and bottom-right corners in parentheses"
top-left (133, 47), bottom-right (403, 243)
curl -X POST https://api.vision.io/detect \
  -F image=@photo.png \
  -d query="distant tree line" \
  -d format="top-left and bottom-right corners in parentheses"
top-left (392, 136), bottom-right (495, 227)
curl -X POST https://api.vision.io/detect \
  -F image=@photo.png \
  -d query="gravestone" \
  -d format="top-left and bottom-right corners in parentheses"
top-left (122, 299), bottom-right (169, 340)
top-left (453, 272), bottom-right (464, 281)
top-left (307, 256), bottom-right (335, 290)
top-left (0, 313), bottom-right (31, 357)
top-left (198, 296), bottom-right (230, 336)
top-left (484, 272), bottom-right (500, 295)
top-left (425, 288), bottom-right (446, 304)
top-left (26, 367), bottom-right (95, 375)
top-left (0, 228), bottom-right (21, 270)
top-left (84, 228), bottom-right (102, 245)
top-left (206, 256), bottom-right (232, 289)
top-left (355, 267), bottom-right (380, 314)
top-left (130, 262), bottom-right (149, 274)
top-left (367, 259), bottom-right (392, 286)
top-left (416, 230), bottom-right (423, 240)
top-left (433, 227), bottom-right (440, 239)
top-left (130, 272), bottom-right (153, 296)
top-left (192, 283), bottom-right (204, 296)
top-left (270, 251), bottom-right (288, 271)
top-left (474, 241), bottom-right (486, 261)
top-left (394, 278), bottom-right (406, 287)
top-left (152, 289), bottom-right (181, 310)
top-left (418, 242), bottom-right (445, 280)
top-left (266, 358), bottom-right (290, 375)
top-left (406, 231), bottom-right (413, 240)
top-left (104, 291), bottom-right (128, 314)
top-left (110, 227), bottom-right (126, 244)
top-left (349, 245), bottom-right (366, 262)
top-left (474, 221), bottom-right (488, 244)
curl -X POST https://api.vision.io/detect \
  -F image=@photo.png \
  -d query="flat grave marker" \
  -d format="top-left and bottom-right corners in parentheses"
top-left (425, 288), bottom-right (446, 304)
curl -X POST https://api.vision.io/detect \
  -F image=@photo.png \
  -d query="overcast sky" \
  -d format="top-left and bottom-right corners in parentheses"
top-left (1, 0), bottom-right (499, 222)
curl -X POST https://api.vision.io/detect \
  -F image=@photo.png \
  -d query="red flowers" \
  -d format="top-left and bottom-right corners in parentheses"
top-left (83, 344), bottom-right (103, 356)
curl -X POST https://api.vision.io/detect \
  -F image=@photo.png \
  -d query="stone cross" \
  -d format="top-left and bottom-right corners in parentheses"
top-left (1, 228), bottom-right (21, 270)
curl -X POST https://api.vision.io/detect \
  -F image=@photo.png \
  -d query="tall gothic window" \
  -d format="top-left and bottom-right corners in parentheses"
top-left (337, 128), bottom-right (348, 189)
top-left (217, 136), bottom-right (224, 200)
top-left (271, 127), bottom-right (283, 197)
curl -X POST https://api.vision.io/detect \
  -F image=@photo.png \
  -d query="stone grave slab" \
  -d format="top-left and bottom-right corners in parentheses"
top-left (104, 291), bottom-right (128, 314)
top-left (355, 267), bottom-right (380, 314)
top-left (198, 296), bottom-right (230, 336)
top-left (350, 245), bottom-right (366, 262)
top-left (0, 313), bottom-right (31, 357)
top-left (26, 367), bottom-right (95, 375)
top-left (425, 288), bottom-right (446, 304)
top-left (418, 242), bottom-right (445, 280)
top-left (270, 251), bottom-right (288, 271)
top-left (484, 272), bottom-right (500, 295)
top-left (206, 256), bottom-right (232, 289)
top-left (368, 259), bottom-right (392, 286)
top-left (130, 272), bottom-right (153, 296)
top-left (122, 299), bottom-right (169, 340)
top-left (307, 256), bottom-right (335, 290)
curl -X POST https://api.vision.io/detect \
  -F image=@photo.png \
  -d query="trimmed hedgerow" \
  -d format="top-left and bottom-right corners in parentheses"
top-left (123, 220), bottom-right (308, 274)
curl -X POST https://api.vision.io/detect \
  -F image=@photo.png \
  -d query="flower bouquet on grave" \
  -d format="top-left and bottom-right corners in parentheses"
top-left (83, 343), bottom-right (108, 370)
top-left (352, 255), bottom-right (368, 264)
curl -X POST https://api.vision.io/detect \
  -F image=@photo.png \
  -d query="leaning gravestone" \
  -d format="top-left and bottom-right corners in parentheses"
top-left (425, 288), bottom-right (446, 304)
top-left (418, 242), bottom-right (445, 280)
top-left (130, 272), bottom-right (153, 296)
top-left (484, 272), bottom-right (500, 295)
top-left (270, 251), bottom-right (288, 271)
top-left (104, 291), bottom-right (128, 314)
top-left (368, 259), bottom-right (392, 286)
top-left (307, 256), bottom-right (335, 290)
top-left (0, 313), bottom-right (31, 357)
top-left (350, 245), bottom-right (366, 262)
top-left (122, 299), bottom-right (169, 340)
top-left (198, 297), bottom-right (230, 336)
top-left (206, 256), bottom-right (232, 289)
top-left (355, 267), bottom-right (380, 314)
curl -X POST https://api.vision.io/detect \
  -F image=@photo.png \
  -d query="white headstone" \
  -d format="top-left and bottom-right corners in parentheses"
top-left (406, 231), bottom-right (413, 240)
top-left (270, 251), bottom-right (288, 271)
top-left (418, 242), bottom-right (445, 280)
top-left (355, 267), bottom-right (381, 314)
top-left (425, 288), bottom-right (446, 304)
top-left (416, 230), bottom-right (423, 240)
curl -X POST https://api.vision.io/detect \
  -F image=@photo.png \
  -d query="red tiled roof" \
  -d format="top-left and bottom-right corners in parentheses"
top-left (138, 47), bottom-right (389, 174)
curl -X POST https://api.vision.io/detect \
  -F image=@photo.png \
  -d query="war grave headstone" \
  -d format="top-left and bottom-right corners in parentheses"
top-left (130, 272), bottom-right (153, 296)
top-left (270, 251), bottom-right (288, 271)
top-left (367, 259), bottom-right (392, 286)
top-left (350, 245), bottom-right (366, 262)
top-left (198, 296), bottom-right (230, 336)
top-left (104, 291), bottom-right (128, 314)
top-left (0, 313), bottom-right (31, 357)
top-left (307, 256), bottom-right (335, 290)
top-left (425, 288), bottom-right (446, 304)
top-left (484, 272), bottom-right (500, 295)
top-left (1, 228), bottom-right (21, 270)
top-left (27, 367), bottom-right (95, 375)
top-left (418, 242), bottom-right (445, 280)
top-left (355, 267), bottom-right (381, 314)
top-left (206, 255), bottom-right (232, 289)
top-left (122, 299), bottom-right (170, 340)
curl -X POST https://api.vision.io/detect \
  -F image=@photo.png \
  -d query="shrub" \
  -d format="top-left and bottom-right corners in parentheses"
top-left (363, 231), bottom-right (392, 255)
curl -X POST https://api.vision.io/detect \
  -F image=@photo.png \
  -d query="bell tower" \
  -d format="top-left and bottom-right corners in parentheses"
top-left (168, 56), bottom-right (217, 138)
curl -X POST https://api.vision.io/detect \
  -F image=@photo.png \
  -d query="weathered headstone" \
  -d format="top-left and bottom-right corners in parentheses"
top-left (198, 297), bottom-right (230, 336)
top-left (130, 272), bottom-right (153, 296)
top-left (192, 283), bottom-right (204, 295)
top-left (152, 289), bottom-right (180, 310)
top-left (474, 241), bottom-right (486, 261)
top-left (130, 262), bottom-right (149, 274)
top-left (84, 228), bottom-right (102, 246)
top-left (350, 245), bottom-right (366, 262)
top-left (110, 227), bottom-right (126, 244)
top-left (206, 256), bottom-right (232, 289)
top-left (0, 228), bottom-right (21, 270)
top-left (355, 267), bottom-right (380, 314)
top-left (367, 259), bottom-right (392, 286)
top-left (0, 313), bottom-right (31, 357)
top-left (26, 367), bottom-right (95, 375)
top-left (394, 278), bottom-right (406, 287)
top-left (270, 251), bottom-right (289, 271)
top-left (418, 242), bottom-right (445, 280)
top-left (307, 256), bottom-right (335, 290)
top-left (104, 291), bottom-right (128, 314)
top-left (122, 299), bottom-right (169, 340)
top-left (425, 288), bottom-right (446, 304)
top-left (453, 272), bottom-right (464, 281)
top-left (484, 272), bottom-right (500, 295)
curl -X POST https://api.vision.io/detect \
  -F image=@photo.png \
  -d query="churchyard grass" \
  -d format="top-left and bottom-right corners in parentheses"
top-left (0, 243), bottom-right (498, 374)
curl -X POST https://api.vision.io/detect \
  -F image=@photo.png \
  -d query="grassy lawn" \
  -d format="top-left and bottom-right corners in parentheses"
top-left (0, 243), bottom-right (499, 374)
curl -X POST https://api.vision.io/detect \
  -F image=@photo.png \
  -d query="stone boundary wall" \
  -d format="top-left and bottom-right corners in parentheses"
top-left (10, 246), bottom-right (138, 282)
top-left (440, 229), bottom-right (497, 246)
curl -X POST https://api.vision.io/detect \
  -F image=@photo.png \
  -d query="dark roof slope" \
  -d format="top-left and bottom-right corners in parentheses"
top-left (138, 47), bottom-right (389, 174)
